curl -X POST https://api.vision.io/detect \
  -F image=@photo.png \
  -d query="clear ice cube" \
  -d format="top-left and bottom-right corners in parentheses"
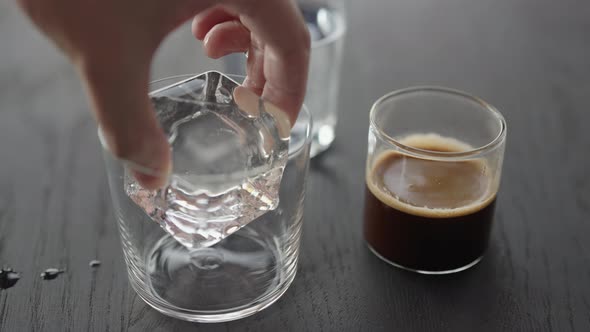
top-left (125, 71), bottom-right (290, 249)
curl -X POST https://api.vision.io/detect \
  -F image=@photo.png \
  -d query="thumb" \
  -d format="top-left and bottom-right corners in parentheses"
top-left (80, 55), bottom-right (171, 190)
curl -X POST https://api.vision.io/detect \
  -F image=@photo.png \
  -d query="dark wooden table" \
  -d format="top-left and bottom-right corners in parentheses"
top-left (1, 0), bottom-right (589, 330)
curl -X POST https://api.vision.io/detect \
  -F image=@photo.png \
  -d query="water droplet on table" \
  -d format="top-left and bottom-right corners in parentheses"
top-left (89, 260), bottom-right (101, 268)
top-left (0, 267), bottom-right (21, 290)
top-left (40, 268), bottom-right (65, 280)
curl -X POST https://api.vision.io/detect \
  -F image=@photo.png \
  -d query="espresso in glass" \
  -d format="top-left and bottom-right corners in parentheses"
top-left (364, 133), bottom-right (497, 272)
top-left (364, 87), bottom-right (506, 274)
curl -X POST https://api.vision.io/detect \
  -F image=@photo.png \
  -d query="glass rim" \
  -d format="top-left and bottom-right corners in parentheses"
top-left (98, 73), bottom-right (312, 159)
top-left (369, 86), bottom-right (507, 160)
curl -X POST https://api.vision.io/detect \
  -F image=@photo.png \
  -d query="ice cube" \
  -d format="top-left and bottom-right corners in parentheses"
top-left (125, 71), bottom-right (290, 249)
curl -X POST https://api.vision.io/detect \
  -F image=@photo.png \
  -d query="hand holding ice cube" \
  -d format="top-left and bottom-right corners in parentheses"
top-left (17, 0), bottom-right (310, 189)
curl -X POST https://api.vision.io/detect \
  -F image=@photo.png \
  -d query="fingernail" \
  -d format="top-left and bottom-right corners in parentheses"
top-left (98, 126), bottom-right (172, 189)
top-left (130, 169), bottom-right (168, 190)
top-left (233, 86), bottom-right (261, 118)
top-left (122, 159), bottom-right (169, 178)
top-left (233, 86), bottom-right (291, 139)
top-left (123, 149), bottom-right (172, 190)
top-left (125, 157), bottom-right (171, 190)
top-left (262, 99), bottom-right (292, 139)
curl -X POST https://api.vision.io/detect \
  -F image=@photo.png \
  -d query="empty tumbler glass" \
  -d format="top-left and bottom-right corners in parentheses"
top-left (298, 0), bottom-right (346, 157)
top-left (101, 73), bottom-right (312, 322)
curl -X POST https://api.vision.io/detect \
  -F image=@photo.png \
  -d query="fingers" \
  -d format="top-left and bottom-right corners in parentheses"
top-left (223, 0), bottom-right (310, 123)
top-left (81, 55), bottom-right (171, 190)
top-left (202, 20), bottom-right (251, 59)
top-left (193, 0), bottom-right (310, 124)
top-left (192, 6), bottom-right (237, 40)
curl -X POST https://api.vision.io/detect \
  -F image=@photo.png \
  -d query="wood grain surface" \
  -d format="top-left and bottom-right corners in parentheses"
top-left (1, 0), bottom-right (589, 331)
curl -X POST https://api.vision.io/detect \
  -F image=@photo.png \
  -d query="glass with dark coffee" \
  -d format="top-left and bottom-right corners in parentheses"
top-left (364, 87), bottom-right (506, 274)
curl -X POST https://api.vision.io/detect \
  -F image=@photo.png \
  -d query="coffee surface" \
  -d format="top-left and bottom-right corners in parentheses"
top-left (367, 133), bottom-right (495, 217)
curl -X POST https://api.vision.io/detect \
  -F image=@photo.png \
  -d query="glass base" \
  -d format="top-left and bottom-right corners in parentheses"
top-left (128, 229), bottom-right (296, 322)
top-left (367, 244), bottom-right (483, 275)
top-left (310, 124), bottom-right (335, 158)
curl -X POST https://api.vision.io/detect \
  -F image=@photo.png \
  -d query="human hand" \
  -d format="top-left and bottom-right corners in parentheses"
top-left (17, 0), bottom-right (310, 189)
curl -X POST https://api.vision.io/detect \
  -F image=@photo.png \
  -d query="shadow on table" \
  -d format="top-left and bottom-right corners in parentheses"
top-left (358, 239), bottom-right (533, 330)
